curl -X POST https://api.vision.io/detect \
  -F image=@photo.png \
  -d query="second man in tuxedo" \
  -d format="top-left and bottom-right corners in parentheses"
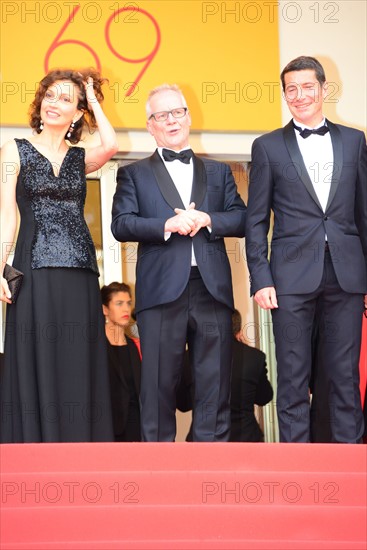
top-left (112, 84), bottom-right (246, 441)
top-left (245, 56), bottom-right (367, 443)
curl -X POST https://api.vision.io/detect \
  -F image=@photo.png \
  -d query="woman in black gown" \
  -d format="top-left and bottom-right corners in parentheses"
top-left (101, 282), bottom-right (141, 442)
top-left (0, 69), bottom-right (118, 442)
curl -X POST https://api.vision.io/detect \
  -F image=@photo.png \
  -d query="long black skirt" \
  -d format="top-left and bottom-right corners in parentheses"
top-left (1, 267), bottom-right (114, 443)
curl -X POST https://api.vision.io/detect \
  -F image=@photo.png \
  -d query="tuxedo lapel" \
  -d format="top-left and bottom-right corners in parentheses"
top-left (283, 121), bottom-right (323, 211)
top-left (190, 155), bottom-right (207, 209)
top-left (149, 150), bottom-right (185, 210)
top-left (325, 120), bottom-right (343, 211)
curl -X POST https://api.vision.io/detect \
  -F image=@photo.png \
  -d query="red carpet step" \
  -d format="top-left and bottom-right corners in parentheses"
top-left (1, 442), bottom-right (366, 549)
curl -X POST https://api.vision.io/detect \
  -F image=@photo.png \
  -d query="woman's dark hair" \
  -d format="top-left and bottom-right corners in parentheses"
top-left (29, 68), bottom-right (106, 144)
top-left (280, 56), bottom-right (326, 91)
top-left (101, 282), bottom-right (132, 306)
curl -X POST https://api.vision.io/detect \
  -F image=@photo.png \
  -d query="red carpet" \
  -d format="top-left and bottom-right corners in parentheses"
top-left (1, 443), bottom-right (366, 549)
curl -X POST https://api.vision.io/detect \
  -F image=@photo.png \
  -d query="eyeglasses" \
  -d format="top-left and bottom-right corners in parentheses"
top-left (149, 107), bottom-right (188, 122)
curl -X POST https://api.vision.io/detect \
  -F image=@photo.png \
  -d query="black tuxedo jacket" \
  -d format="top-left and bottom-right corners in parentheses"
top-left (111, 151), bottom-right (246, 313)
top-left (246, 120), bottom-right (367, 296)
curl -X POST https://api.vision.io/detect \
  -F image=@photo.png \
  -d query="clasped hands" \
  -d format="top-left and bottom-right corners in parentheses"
top-left (165, 202), bottom-right (211, 237)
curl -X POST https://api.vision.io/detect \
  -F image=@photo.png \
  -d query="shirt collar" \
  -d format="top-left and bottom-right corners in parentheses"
top-left (292, 117), bottom-right (327, 131)
top-left (158, 146), bottom-right (192, 159)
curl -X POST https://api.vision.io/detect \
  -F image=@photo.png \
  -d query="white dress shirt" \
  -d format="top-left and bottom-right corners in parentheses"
top-left (293, 118), bottom-right (334, 213)
top-left (158, 147), bottom-right (197, 265)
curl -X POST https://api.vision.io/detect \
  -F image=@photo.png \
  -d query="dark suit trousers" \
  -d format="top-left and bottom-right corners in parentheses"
top-left (137, 268), bottom-right (232, 442)
top-left (272, 247), bottom-right (364, 443)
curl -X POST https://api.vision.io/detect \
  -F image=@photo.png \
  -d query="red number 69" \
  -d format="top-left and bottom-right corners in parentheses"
top-left (105, 7), bottom-right (161, 97)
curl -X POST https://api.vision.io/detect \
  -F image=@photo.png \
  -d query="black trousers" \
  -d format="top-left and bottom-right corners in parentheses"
top-left (137, 269), bottom-right (233, 442)
top-left (272, 248), bottom-right (364, 443)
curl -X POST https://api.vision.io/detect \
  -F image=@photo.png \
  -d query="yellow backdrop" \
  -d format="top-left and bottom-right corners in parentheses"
top-left (1, 0), bottom-right (281, 131)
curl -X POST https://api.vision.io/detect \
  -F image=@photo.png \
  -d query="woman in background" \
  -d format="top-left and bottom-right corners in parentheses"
top-left (101, 282), bottom-right (141, 442)
top-left (0, 68), bottom-right (118, 442)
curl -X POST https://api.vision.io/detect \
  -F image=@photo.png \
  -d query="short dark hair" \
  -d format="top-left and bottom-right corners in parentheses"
top-left (101, 282), bottom-right (132, 306)
top-left (280, 56), bottom-right (326, 91)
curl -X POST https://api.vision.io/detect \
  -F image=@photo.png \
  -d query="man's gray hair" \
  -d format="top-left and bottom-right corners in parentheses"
top-left (146, 84), bottom-right (187, 118)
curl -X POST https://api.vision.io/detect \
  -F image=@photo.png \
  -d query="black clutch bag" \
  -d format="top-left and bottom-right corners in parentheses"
top-left (3, 264), bottom-right (24, 303)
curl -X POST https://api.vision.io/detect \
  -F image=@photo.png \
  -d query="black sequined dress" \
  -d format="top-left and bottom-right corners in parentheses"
top-left (0, 139), bottom-right (114, 442)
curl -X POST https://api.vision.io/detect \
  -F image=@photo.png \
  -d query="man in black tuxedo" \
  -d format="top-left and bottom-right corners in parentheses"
top-left (111, 84), bottom-right (246, 441)
top-left (245, 56), bottom-right (367, 443)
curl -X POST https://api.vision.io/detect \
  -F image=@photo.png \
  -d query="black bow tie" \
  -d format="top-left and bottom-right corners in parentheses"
top-left (293, 122), bottom-right (330, 139)
top-left (162, 148), bottom-right (193, 164)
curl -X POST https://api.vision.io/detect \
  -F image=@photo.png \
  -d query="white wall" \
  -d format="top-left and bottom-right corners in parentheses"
top-left (278, 0), bottom-right (366, 132)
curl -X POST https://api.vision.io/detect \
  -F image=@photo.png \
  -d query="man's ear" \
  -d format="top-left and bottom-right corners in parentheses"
top-left (187, 110), bottom-right (192, 127)
top-left (146, 119), bottom-right (154, 136)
